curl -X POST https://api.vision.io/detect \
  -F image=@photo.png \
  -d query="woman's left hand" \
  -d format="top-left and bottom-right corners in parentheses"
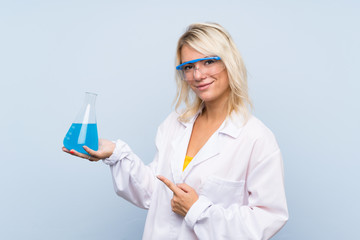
top-left (157, 175), bottom-right (199, 217)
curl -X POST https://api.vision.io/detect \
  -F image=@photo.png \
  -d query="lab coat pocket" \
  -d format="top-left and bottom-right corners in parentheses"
top-left (199, 176), bottom-right (245, 208)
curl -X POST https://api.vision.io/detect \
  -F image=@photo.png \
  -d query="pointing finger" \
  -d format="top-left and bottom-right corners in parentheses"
top-left (157, 175), bottom-right (181, 195)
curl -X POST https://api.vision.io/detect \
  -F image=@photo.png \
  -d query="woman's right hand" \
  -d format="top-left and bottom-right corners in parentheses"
top-left (62, 138), bottom-right (116, 162)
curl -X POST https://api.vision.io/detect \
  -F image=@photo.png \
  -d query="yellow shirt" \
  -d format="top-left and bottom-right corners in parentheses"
top-left (183, 155), bottom-right (193, 171)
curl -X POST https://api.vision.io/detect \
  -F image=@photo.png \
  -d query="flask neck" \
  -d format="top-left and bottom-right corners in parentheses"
top-left (84, 92), bottom-right (97, 106)
top-left (74, 92), bottom-right (97, 124)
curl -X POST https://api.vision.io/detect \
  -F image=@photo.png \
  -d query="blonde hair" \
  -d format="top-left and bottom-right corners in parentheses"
top-left (174, 22), bottom-right (252, 122)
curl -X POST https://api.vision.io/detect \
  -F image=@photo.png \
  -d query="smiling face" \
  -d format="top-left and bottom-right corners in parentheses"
top-left (180, 44), bottom-right (231, 106)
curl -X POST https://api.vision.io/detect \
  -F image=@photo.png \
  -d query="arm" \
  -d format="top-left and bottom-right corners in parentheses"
top-left (102, 121), bottom-right (166, 209)
top-left (103, 139), bottom-right (159, 209)
top-left (63, 137), bottom-right (159, 209)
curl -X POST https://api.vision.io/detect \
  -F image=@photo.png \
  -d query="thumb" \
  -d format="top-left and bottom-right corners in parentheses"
top-left (177, 183), bottom-right (193, 193)
top-left (83, 146), bottom-right (102, 158)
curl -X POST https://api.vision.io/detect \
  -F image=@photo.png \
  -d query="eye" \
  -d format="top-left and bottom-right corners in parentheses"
top-left (204, 59), bottom-right (216, 65)
top-left (183, 64), bottom-right (194, 71)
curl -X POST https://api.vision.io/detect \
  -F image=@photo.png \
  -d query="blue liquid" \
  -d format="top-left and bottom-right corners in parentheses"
top-left (63, 123), bottom-right (98, 155)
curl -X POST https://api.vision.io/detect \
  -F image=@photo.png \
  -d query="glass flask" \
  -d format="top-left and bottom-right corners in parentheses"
top-left (63, 92), bottom-right (99, 155)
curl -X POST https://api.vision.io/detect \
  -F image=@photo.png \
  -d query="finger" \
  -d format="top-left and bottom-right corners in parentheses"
top-left (68, 149), bottom-right (86, 158)
top-left (157, 175), bottom-right (181, 195)
top-left (88, 155), bottom-right (101, 162)
top-left (84, 151), bottom-right (101, 162)
top-left (69, 149), bottom-right (100, 162)
top-left (62, 147), bottom-right (70, 153)
top-left (176, 183), bottom-right (192, 193)
top-left (170, 199), bottom-right (177, 213)
top-left (83, 145), bottom-right (101, 158)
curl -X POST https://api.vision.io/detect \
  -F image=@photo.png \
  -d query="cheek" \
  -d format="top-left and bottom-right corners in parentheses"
top-left (217, 74), bottom-right (230, 89)
top-left (188, 82), bottom-right (197, 91)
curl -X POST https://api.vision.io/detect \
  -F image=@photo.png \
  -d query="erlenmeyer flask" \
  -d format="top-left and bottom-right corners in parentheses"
top-left (63, 92), bottom-right (99, 155)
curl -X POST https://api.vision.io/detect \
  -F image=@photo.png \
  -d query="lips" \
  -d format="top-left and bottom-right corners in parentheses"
top-left (196, 81), bottom-right (214, 91)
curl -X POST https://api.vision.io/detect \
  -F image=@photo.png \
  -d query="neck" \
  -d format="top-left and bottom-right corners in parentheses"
top-left (201, 97), bottom-right (229, 123)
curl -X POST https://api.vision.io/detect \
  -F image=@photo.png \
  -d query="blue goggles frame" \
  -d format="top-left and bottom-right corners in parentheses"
top-left (176, 56), bottom-right (221, 70)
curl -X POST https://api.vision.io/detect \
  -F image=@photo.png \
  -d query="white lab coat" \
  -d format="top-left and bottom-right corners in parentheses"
top-left (103, 111), bottom-right (288, 240)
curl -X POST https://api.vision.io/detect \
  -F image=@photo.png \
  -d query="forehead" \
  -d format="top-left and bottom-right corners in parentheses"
top-left (180, 45), bottom-right (207, 63)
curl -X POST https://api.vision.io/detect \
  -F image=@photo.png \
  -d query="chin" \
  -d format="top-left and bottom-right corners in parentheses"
top-left (198, 94), bottom-right (216, 103)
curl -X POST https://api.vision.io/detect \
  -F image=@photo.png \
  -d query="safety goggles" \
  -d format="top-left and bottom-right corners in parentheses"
top-left (176, 56), bottom-right (225, 81)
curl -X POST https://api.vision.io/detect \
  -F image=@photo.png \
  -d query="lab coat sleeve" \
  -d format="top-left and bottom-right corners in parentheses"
top-left (184, 149), bottom-right (288, 240)
top-left (102, 128), bottom-right (162, 209)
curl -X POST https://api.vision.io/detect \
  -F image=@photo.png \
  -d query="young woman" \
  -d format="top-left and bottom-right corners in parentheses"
top-left (63, 22), bottom-right (288, 239)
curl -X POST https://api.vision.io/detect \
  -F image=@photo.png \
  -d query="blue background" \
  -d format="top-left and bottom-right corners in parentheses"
top-left (1, 0), bottom-right (359, 239)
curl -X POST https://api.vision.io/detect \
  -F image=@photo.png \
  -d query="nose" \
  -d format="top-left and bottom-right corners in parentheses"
top-left (193, 67), bottom-right (206, 81)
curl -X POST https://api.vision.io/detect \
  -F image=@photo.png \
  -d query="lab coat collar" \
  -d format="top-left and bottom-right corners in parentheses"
top-left (218, 111), bottom-right (246, 139)
top-left (171, 112), bottom-right (199, 183)
top-left (177, 108), bottom-right (202, 129)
